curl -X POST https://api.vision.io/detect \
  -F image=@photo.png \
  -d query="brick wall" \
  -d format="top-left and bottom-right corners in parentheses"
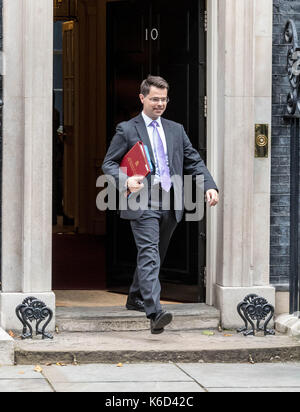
top-left (272, 0), bottom-right (300, 289)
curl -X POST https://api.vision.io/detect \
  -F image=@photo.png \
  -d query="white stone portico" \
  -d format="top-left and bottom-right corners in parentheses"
top-left (0, 0), bottom-right (275, 331)
top-left (206, 0), bottom-right (275, 328)
top-left (0, 0), bottom-right (55, 331)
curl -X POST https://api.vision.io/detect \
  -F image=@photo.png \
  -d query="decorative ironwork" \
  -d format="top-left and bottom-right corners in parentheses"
top-left (0, 0), bottom-right (3, 288)
top-left (15, 297), bottom-right (53, 340)
top-left (284, 19), bottom-right (300, 115)
top-left (283, 19), bottom-right (300, 318)
top-left (237, 294), bottom-right (275, 336)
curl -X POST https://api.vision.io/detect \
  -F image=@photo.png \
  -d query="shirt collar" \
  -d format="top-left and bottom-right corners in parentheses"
top-left (142, 111), bottom-right (162, 127)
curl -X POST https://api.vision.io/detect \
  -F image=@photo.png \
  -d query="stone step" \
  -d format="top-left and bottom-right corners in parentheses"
top-left (55, 303), bottom-right (221, 333)
top-left (14, 330), bottom-right (300, 365)
top-left (0, 328), bottom-right (15, 365)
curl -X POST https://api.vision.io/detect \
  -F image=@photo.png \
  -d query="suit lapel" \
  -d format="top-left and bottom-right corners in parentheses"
top-left (134, 114), bottom-right (156, 167)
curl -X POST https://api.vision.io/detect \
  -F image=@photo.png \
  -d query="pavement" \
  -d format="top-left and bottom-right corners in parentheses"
top-left (0, 362), bottom-right (300, 392)
top-left (5, 300), bottom-right (300, 392)
top-left (6, 322), bottom-right (300, 393)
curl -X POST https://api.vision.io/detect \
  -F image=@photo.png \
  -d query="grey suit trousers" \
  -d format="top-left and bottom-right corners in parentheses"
top-left (129, 206), bottom-right (178, 318)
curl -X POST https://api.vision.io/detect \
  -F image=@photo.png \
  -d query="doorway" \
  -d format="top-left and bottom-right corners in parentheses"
top-left (52, 0), bottom-right (207, 302)
top-left (52, 4), bottom-right (107, 290)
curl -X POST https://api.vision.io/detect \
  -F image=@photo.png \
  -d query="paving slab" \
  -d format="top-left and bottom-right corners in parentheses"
top-left (39, 362), bottom-right (300, 393)
top-left (207, 387), bottom-right (300, 393)
top-left (177, 362), bottom-right (300, 389)
top-left (0, 365), bottom-right (52, 392)
top-left (0, 363), bottom-right (299, 392)
top-left (42, 363), bottom-right (191, 382)
top-left (0, 379), bottom-right (52, 392)
top-left (13, 329), bottom-right (300, 364)
top-left (41, 363), bottom-right (205, 392)
top-left (0, 365), bottom-right (43, 379)
top-left (49, 381), bottom-right (205, 393)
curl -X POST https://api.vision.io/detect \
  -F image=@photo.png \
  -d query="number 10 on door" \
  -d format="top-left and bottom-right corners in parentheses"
top-left (145, 28), bottom-right (159, 41)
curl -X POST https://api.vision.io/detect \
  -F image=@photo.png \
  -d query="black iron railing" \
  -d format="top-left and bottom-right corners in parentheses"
top-left (0, 0), bottom-right (3, 289)
top-left (284, 19), bottom-right (300, 317)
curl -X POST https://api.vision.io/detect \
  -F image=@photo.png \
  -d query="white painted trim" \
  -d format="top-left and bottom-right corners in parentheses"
top-left (206, 0), bottom-right (219, 306)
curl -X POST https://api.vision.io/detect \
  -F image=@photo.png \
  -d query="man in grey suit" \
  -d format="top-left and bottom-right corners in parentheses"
top-left (102, 75), bottom-right (219, 334)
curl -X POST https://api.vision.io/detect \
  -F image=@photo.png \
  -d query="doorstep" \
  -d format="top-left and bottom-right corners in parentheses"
top-left (55, 303), bottom-right (221, 332)
top-left (14, 329), bottom-right (300, 365)
top-left (11, 304), bottom-right (300, 365)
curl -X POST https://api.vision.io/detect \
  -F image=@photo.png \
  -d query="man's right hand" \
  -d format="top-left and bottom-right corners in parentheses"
top-left (126, 175), bottom-right (145, 194)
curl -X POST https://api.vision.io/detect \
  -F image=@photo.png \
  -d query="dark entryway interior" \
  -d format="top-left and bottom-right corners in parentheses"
top-left (52, 0), bottom-right (207, 302)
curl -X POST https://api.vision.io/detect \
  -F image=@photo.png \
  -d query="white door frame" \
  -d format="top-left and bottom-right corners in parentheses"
top-left (0, 0), bottom-right (223, 331)
top-left (206, 0), bottom-right (219, 306)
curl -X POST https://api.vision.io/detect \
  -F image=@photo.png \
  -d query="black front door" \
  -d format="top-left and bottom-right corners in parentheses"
top-left (106, 0), bottom-right (207, 302)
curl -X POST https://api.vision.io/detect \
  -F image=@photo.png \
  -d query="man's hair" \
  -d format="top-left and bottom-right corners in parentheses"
top-left (140, 75), bottom-right (169, 97)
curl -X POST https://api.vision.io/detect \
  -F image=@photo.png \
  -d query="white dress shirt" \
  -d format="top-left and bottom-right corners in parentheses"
top-left (141, 111), bottom-right (169, 185)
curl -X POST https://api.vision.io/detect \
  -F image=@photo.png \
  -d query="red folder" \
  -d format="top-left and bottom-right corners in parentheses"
top-left (120, 141), bottom-right (151, 197)
top-left (120, 141), bottom-right (151, 178)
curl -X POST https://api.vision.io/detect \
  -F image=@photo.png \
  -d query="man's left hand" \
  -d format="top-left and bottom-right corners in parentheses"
top-left (206, 189), bottom-right (219, 207)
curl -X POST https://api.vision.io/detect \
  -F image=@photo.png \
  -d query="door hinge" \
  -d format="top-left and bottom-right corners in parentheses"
top-left (204, 10), bottom-right (208, 32)
top-left (204, 96), bottom-right (207, 118)
top-left (204, 267), bottom-right (207, 287)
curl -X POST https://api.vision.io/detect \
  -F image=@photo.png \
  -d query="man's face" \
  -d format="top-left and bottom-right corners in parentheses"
top-left (139, 86), bottom-right (169, 119)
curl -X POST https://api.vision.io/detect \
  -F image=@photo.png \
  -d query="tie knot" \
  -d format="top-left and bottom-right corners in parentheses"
top-left (150, 120), bottom-right (159, 128)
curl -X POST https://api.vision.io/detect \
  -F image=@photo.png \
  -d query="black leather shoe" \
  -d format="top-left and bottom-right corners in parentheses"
top-left (126, 295), bottom-right (145, 312)
top-left (150, 311), bottom-right (173, 334)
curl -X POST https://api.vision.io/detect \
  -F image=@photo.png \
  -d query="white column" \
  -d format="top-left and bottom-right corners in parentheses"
top-left (0, 0), bottom-right (55, 330)
top-left (212, 0), bottom-right (275, 328)
top-left (253, 0), bottom-right (273, 287)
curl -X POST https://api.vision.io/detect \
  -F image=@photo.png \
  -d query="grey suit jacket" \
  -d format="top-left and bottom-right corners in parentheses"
top-left (102, 114), bottom-right (218, 222)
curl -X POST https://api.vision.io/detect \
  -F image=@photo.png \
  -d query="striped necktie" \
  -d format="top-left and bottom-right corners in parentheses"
top-left (150, 120), bottom-right (172, 192)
